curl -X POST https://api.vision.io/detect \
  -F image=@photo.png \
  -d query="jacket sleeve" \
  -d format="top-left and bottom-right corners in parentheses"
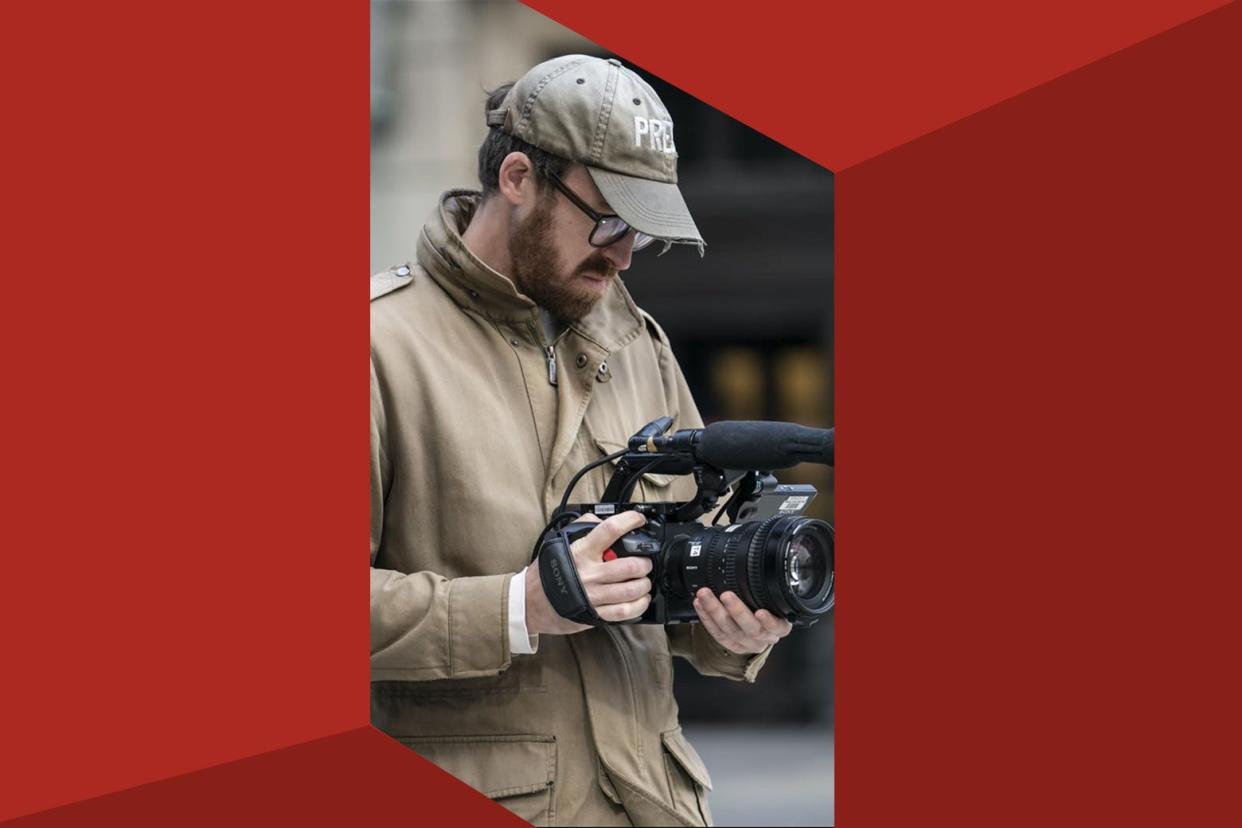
top-left (642, 312), bottom-right (777, 683)
top-left (668, 624), bottom-right (775, 683)
top-left (370, 355), bottom-right (514, 681)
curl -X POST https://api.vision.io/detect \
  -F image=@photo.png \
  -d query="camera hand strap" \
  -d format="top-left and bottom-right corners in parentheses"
top-left (537, 526), bottom-right (600, 626)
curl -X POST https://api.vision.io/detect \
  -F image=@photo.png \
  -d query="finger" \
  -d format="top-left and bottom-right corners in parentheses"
top-left (695, 588), bottom-right (744, 646)
top-left (694, 601), bottom-right (730, 647)
top-left (595, 594), bottom-right (651, 623)
top-left (719, 591), bottom-right (766, 638)
top-left (572, 510), bottom-right (647, 563)
top-left (587, 554), bottom-right (653, 584)
top-left (721, 593), bottom-right (782, 648)
top-left (694, 595), bottom-right (750, 654)
top-left (755, 609), bottom-right (794, 637)
top-left (586, 576), bottom-right (652, 606)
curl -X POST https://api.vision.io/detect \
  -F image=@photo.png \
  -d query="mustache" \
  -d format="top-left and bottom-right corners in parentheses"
top-left (576, 256), bottom-right (617, 279)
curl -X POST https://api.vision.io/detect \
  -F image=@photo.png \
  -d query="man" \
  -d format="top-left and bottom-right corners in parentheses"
top-left (370, 55), bottom-right (792, 826)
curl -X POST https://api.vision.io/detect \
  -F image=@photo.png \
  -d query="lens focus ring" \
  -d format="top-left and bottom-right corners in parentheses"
top-left (722, 531), bottom-right (745, 592)
top-left (746, 516), bottom-right (782, 613)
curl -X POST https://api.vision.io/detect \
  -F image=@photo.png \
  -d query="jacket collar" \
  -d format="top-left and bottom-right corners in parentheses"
top-left (417, 190), bottom-right (645, 352)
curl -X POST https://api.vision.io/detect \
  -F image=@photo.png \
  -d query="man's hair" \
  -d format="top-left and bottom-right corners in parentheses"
top-left (477, 82), bottom-right (571, 198)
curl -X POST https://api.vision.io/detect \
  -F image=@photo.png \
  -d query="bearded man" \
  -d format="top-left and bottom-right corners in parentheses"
top-left (370, 55), bottom-right (792, 827)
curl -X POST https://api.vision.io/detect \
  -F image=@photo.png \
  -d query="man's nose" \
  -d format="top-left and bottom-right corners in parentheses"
top-left (600, 232), bottom-right (636, 272)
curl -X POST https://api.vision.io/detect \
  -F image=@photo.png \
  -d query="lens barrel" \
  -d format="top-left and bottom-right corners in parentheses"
top-left (667, 516), bottom-right (834, 624)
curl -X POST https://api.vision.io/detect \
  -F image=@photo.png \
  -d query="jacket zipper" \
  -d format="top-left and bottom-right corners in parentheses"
top-left (527, 321), bottom-right (560, 387)
top-left (545, 345), bottom-right (557, 386)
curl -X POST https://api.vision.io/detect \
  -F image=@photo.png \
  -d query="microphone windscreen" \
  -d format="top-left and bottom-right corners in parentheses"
top-left (697, 421), bottom-right (834, 469)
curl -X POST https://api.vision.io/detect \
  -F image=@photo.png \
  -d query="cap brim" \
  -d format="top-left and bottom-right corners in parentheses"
top-left (587, 167), bottom-right (704, 248)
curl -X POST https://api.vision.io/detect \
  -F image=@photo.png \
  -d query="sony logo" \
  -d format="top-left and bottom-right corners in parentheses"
top-left (548, 556), bottom-right (569, 595)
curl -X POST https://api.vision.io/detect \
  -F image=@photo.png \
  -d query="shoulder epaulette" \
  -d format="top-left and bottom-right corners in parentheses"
top-left (370, 263), bottom-right (415, 301)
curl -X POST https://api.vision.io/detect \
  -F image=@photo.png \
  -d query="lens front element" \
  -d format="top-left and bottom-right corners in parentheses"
top-left (752, 517), bottom-right (834, 624)
top-left (787, 534), bottom-right (827, 599)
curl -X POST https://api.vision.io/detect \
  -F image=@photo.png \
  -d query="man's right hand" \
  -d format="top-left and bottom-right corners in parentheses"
top-left (524, 510), bottom-right (653, 635)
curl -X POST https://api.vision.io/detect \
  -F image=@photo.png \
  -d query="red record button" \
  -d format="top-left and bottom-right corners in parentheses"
top-left (603, 549), bottom-right (617, 562)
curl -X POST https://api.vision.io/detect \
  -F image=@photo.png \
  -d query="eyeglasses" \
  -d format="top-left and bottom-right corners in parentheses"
top-left (547, 171), bottom-right (656, 251)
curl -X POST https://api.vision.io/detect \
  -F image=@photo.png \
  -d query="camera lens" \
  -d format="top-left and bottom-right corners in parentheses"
top-left (668, 516), bottom-right (834, 625)
top-left (787, 535), bottom-right (826, 598)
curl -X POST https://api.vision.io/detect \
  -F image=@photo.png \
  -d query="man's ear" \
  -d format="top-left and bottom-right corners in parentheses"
top-left (497, 151), bottom-right (536, 206)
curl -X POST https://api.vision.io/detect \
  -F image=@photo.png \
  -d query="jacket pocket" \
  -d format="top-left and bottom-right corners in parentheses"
top-left (397, 733), bottom-right (557, 825)
top-left (661, 727), bottom-right (714, 826)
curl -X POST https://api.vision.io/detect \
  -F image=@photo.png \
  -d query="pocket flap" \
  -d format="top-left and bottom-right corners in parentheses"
top-left (397, 734), bottom-right (556, 799)
top-left (661, 728), bottom-right (713, 791)
top-left (594, 437), bottom-right (679, 488)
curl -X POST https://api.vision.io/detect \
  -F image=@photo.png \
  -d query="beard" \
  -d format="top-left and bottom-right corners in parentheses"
top-left (509, 196), bottom-right (617, 323)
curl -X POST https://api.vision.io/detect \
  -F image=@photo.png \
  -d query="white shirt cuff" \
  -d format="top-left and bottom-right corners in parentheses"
top-left (508, 568), bottom-right (539, 654)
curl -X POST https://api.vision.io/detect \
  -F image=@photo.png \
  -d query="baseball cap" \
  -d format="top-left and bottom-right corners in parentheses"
top-left (485, 54), bottom-right (704, 253)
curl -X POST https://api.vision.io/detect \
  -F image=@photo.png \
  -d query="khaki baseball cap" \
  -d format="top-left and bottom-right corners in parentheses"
top-left (486, 54), bottom-right (704, 252)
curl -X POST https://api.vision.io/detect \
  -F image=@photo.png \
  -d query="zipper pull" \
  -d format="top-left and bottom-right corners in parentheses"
top-left (545, 345), bottom-right (558, 386)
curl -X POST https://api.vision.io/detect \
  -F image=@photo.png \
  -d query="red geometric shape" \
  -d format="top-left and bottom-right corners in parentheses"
top-left (835, 3), bottom-right (1242, 825)
top-left (3, 728), bottom-right (526, 826)
top-left (0, 1), bottom-right (369, 820)
top-left (520, 0), bottom-right (1230, 170)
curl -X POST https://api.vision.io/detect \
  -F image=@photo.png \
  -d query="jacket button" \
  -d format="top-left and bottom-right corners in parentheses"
top-left (575, 353), bottom-right (588, 368)
top-left (393, 264), bottom-right (410, 277)
top-left (596, 362), bottom-right (611, 382)
top-left (510, 338), bottom-right (520, 347)
top-left (469, 290), bottom-right (480, 300)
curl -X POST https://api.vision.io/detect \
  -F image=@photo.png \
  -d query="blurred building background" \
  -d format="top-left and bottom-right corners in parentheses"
top-left (373, 2), bottom-right (833, 824)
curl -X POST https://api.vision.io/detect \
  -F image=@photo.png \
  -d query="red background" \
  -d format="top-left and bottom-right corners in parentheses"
top-left (2, 1), bottom-right (1238, 824)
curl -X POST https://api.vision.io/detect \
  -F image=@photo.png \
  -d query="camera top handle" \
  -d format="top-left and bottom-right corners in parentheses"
top-left (598, 416), bottom-right (731, 523)
top-left (545, 416), bottom-right (732, 524)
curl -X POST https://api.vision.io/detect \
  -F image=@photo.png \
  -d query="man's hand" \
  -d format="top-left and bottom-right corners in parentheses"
top-left (694, 588), bottom-right (793, 655)
top-left (525, 511), bottom-right (653, 636)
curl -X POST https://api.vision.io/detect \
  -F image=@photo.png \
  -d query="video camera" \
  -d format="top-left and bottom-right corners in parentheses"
top-left (534, 416), bottom-right (835, 627)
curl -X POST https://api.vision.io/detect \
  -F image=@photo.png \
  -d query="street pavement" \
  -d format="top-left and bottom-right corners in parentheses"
top-left (681, 724), bottom-right (834, 827)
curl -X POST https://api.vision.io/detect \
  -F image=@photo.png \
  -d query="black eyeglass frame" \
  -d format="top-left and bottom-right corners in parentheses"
top-left (546, 171), bottom-right (655, 251)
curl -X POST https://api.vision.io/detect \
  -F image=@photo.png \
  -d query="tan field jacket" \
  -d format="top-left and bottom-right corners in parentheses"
top-left (370, 191), bottom-right (773, 826)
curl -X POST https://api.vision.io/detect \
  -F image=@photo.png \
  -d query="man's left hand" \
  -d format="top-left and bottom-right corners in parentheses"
top-left (693, 588), bottom-right (793, 655)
